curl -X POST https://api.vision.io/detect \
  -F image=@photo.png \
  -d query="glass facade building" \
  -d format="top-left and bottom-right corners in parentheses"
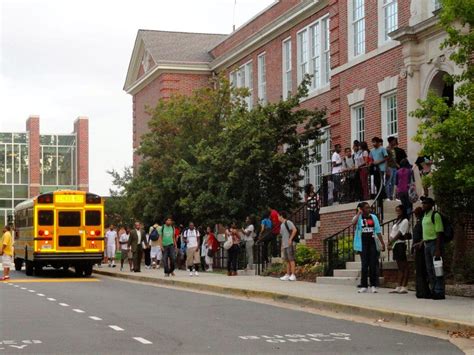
top-left (0, 116), bottom-right (88, 229)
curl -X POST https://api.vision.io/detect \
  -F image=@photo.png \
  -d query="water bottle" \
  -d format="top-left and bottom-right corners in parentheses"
top-left (433, 257), bottom-right (444, 277)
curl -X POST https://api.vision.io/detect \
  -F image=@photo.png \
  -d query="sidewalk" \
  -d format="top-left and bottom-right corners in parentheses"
top-left (94, 266), bottom-right (474, 333)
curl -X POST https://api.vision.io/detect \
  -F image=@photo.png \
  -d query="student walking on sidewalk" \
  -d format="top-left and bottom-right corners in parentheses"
top-left (278, 211), bottom-right (298, 282)
top-left (118, 226), bottom-right (132, 272)
top-left (159, 217), bottom-right (176, 277)
top-left (183, 222), bottom-right (200, 276)
top-left (353, 202), bottom-right (386, 293)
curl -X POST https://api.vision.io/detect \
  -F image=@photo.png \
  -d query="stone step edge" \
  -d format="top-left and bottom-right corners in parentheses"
top-left (94, 269), bottom-right (473, 334)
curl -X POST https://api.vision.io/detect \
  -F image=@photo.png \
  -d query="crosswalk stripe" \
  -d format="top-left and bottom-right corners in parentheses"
top-left (133, 337), bottom-right (152, 344)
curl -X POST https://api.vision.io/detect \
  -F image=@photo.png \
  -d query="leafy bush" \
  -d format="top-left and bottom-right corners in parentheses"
top-left (262, 263), bottom-right (285, 277)
top-left (295, 244), bottom-right (320, 266)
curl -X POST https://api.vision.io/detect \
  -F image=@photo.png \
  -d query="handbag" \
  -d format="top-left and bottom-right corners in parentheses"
top-left (207, 249), bottom-right (215, 257)
top-left (223, 237), bottom-right (233, 250)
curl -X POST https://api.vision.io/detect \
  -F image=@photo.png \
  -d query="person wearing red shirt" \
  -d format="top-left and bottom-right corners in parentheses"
top-left (205, 226), bottom-right (218, 272)
top-left (269, 207), bottom-right (281, 258)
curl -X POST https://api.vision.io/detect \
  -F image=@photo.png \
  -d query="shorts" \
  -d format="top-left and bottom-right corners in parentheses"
top-left (186, 247), bottom-right (200, 266)
top-left (2, 254), bottom-right (12, 268)
top-left (106, 245), bottom-right (116, 258)
top-left (150, 246), bottom-right (162, 260)
top-left (393, 243), bottom-right (407, 262)
top-left (120, 249), bottom-right (129, 260)
top-left (282, 244), bottom-right (295, 262)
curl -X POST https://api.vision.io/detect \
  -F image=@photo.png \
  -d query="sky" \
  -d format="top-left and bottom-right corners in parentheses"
top-left (0, 0), bottom-right (274, 196)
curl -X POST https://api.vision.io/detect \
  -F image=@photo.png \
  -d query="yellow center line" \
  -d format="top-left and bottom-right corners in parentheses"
top-left (8, 278), bottom-right (100, 283)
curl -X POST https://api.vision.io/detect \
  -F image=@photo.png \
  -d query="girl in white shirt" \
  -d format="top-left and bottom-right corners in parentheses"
top-left (388, 205), bottom-right (410, 294)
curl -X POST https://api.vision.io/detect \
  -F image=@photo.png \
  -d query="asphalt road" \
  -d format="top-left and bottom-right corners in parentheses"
top-left (0, 269), bottom-right (462, 354)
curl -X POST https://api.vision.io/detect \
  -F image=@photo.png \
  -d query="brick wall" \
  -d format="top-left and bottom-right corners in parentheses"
top-left (26, 116), bottom-right (40, 198)
top-left (132, 72), bottom-right (213, 168)
top-left (306, 207), bottom-right (355, 254)
top-left (74, 117), bottom-right (89, 192)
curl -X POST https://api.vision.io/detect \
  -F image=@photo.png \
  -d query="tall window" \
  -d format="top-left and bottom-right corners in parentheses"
top-left (382, 93), bottom-right (398, 139)
top-left (297, 16), bottom-right (330, 91)
top-left (352, 0), bottom-right (365, 57)
top-left (230, 61), bottom-right (254, 109)
top-left (257, 53), bottom-right (267, 104)
top-left (383, 0), bottom-right (398, 41)
top-left (282, 38), bottom-right (292, 99)
top-left (352, 105), bottom-right (365, 142)
top-left (40, 134), bottom-right (77, 189)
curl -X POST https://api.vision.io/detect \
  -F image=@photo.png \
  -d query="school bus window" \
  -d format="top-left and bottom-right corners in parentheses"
top-left (58, 211), bottom-right (81, 227)
top-left (38, 210), bottom-right (54, 226)
top-left (85, 211), bottom-right (101, 226)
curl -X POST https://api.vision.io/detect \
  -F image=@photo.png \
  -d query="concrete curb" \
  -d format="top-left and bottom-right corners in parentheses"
top-left (94, 269), bottom-right (474, 334)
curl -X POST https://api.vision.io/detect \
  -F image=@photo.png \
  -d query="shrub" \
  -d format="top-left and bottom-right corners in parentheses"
top-left (295, 244), bottom-right (320, 266)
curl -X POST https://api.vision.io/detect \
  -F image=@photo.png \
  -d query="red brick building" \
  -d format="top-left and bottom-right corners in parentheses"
top-left (124, 0), bottom-right (455, 243)
top-left (0, 116), bottom-right (89, 228)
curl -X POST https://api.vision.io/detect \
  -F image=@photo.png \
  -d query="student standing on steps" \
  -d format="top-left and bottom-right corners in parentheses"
top-left (353, 202), bottom-right (386, 293)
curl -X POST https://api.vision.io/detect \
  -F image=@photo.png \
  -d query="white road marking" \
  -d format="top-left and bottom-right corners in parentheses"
top-left (133, 337), bottom-right (152, 344)
top-left (37, 293), bottom-right (45, 297)
top-left (73, 309), bottom-right (85, 313)
top-left (47, 298), bottom-right (56, 301)
top-left (109, 325), bottom-right (124, 331)
top-left (20, 287), bottom-right (26, 290)
top-left (14, 285), bottom-right (19, 287)
top-left (28, 290), bottom-right (35, 292)
top-left (59, 303), bottom-right (69, 307)
top-left (89, 316), bottom-right (102, 321)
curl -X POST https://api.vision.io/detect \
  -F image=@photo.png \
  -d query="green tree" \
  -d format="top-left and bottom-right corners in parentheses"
top-left (105, 167), bottom-right (134, 227)
top-left (411, 0), bottom-right (473, 270)
top-left (114, 75), bottom-right (327, 226)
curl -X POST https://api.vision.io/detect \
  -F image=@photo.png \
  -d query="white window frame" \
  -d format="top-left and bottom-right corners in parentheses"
top-left (282, 37), bottom-right (292, 100)
top-left (297, 15), bottom-right (330, 92)
top-left (230, 61), bottom-right (254, 109)
top-left (381, 91), bottom-right (398, 141)
top-left (351, 104), bottom-right (365, 144)
top-left (378, 0), bottom-right (398, 46)
top-left (302, 127), bottom-right (331, 192)
top-left (433, 0), bottom-right (441, 11)
top-left (348, 0), bottom-right (365, 59)
top-left (257, 52), bottom-right (267, 104)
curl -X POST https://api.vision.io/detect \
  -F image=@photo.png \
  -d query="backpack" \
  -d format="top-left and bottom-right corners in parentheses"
top-left (160, 225), bottom-right (175, 242)
top-left (431, 211), bottom-right (454, 243)
top-left (149, 227), bottom-right (159, 242)
top-left (284, 221), bottom-right (301, 244)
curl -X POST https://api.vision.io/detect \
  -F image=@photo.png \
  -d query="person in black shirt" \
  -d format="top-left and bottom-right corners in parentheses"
top-left (388, 137), bottom-right (408, 168)
top-left (305, 184), bottom-right (320, 233)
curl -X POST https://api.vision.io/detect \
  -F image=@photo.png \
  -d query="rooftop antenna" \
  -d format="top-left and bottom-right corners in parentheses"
top-left (232, 0), bottom-right (237, 32)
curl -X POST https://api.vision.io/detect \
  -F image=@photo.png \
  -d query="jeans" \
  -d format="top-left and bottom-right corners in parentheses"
top-left (262, 235), bottom-right (276, 263)
top-left (385, 167), bottom-right (397, 200)
top-left (424, 240), bottom-right (445, 297)
top-left (307, 210), bottom-right (318, 233)
top-left (415, 244), bottom-right (431, 298)
top-left (227, 244), bottom-right (240, 272)
top-left (399, 191), bottom-right (412, 216)
top-left (245, 239), bottom-right (254, 269)
top-left (162, 245), bottom-right (176, 275)
top-left (360, 234), bottom-right (379, 288)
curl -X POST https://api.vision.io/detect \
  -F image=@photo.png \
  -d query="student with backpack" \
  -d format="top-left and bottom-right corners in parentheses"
top-left (278, 211), bottom-right (299, 282)
top-left (159, 217), bottom-right (177, 277)
top-left (421, 197), bottom-right (450, 300)
top-left (149, 223), bottom-right (162, 269)
top-left (183, 222), bottom-right (201, 276)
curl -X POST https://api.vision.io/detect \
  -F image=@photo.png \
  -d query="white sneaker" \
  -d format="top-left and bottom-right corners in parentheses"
top-left (208, 267), bottom-right (213, 272)
top-left (280, 274), bottom-right (290, 281)
top-left (189, 271), bottom-right (193, 277)
top-left (371, 286), bottom-right (378, 293)
top-left (194, 271), bottom-right (199, 276)
top-left (289, 274), bottom-right (296, 281)
top-left (358, 287), bottom-right (368, 293)
top-left (389, 287), bottom-right (401, 294)
top-left (398, 287), bottom-right (408, 294)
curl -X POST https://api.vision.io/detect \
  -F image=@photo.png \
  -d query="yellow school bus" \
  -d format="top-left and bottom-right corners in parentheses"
top-left (14, 190), bottom-right (104, 277)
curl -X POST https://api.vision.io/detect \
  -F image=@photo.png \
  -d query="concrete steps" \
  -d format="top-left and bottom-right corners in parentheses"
top-left (303, 222), bottom-right (320, 240)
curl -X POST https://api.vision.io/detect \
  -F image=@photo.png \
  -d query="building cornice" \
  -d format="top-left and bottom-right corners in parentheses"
top-left (125, 62), bottom-right (212, 95)
top-left (210, 0), bottom-right (328, 71)
top-left (390, 15), bottom-right (441, 43)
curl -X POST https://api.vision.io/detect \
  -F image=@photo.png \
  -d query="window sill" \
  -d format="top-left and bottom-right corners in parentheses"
top-left (299, 85), bottom-right (331, 103)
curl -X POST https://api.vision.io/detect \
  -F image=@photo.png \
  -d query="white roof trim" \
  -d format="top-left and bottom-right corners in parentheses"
top-left (125, 62), bottom-right (212, 95)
